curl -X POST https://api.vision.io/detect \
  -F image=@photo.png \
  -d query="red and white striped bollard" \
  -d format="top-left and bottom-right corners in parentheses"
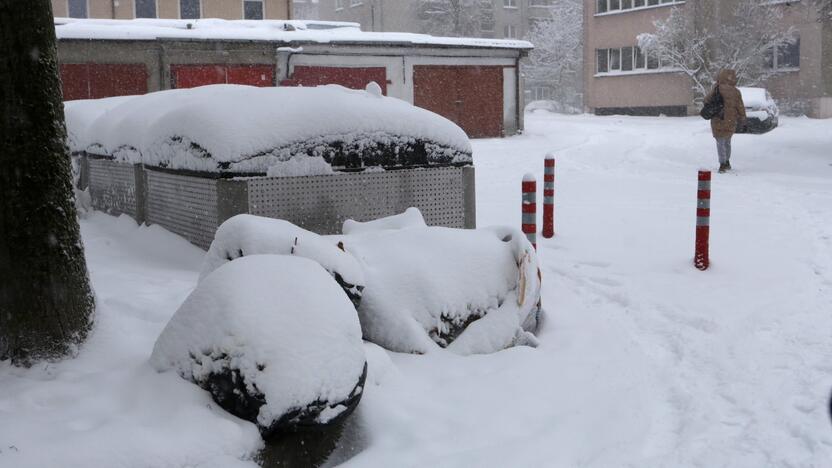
top-left (542, 154), bottom-right (555, 238)
top-left (695, 170), bottom-right (711, 270)
top-left (522, 173), bottom-right (537, 250)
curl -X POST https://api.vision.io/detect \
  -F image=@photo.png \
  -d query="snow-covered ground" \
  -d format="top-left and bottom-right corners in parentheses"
top-left (2, 113), bottom-right (831, 467)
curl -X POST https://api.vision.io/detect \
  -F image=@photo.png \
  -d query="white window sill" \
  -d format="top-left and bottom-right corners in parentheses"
top-left (770, 67), bottom-right (800, 73)
top-left (594, 2), bottom-right (685, 17)
top-left (594, 68), bottom-right (682, 77)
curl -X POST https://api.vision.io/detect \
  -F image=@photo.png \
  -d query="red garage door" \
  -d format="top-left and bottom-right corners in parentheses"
top-left (413, 65), bottom-right (504, 138)
top-left (60, 63), bottom-right (148, 101)
top-left (171, 64), bottom-right (275, 88)
top-left (280, 66), bottom-right (388, 94)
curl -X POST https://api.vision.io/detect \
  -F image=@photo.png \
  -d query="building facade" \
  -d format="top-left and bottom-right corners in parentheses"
top-left (317, 0), bottom-right (578, 107)
top-left (51, 0), bottom-right (292, 20)
top-left (292, 0), bottom-right (320, 19)
top-left (583, 0), bottom-right (832, 118)
top-left (55, 19), bottom-right (529, 137)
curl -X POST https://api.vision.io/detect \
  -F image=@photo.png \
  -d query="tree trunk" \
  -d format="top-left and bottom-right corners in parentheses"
top-left (0, 0), bottom-right (95, 366)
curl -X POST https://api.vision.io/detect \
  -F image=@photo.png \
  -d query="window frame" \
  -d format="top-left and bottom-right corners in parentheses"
top-left (179, 0), bottom-right (201, 20)
top-left (134, 0), bottom-right (158, 18)
top-left (67, 0), bottom-right (89, 18)
top-left (596, 46), bottom-right (668, 76)
top-left (243, 0), bottom-right (265, 20)
top-left (766, 36), bottom-right (800, 71)
top-left (595, 0), bottom-right (684, 16)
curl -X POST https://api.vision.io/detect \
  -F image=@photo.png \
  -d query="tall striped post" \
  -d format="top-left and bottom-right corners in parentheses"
top-left (522, 173), bottom-right (537, 250)
top-left (695, 170), bottom-right (711, 270)
top-left (542, 154), bottom-right (555, 239)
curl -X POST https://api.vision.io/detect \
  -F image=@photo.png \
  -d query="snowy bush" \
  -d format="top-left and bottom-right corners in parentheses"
top-left (65, 84), bottom-right (472, 175)
top-left (150, 255), bottom-right (367, 439)
top-left (202, 215), bottom-right (365, 308)
top-left (344, 223), bottom-right (542, 354)
top-left (205, 211), bottom-right (542, 355)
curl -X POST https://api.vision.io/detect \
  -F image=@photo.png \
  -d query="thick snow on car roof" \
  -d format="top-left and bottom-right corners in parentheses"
top-left (65, 84), bottom-right (473, 173)
top-left (738, 87), bottom-right (769, 109)
top-left (54, 18), bottom-right (533, 50)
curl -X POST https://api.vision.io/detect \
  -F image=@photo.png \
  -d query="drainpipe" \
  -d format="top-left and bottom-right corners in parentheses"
top-left (111, 0), bottom-right (116, 18)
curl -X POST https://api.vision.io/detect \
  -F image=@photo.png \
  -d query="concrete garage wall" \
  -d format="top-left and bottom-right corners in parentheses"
top-left (81, 157), bottom-right (476, 250)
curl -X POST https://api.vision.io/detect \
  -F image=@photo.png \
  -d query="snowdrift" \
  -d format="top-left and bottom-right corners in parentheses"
top-left (201, 215), bottom-right (365, 308)
top-left (150, 255), bottom-right (367, 439)
top-left (200, 211), bottom-right (542, 355)
top-left (64, 84), bottom-right (472, 174)
top-left (345, 223), bottom-right (542, 354)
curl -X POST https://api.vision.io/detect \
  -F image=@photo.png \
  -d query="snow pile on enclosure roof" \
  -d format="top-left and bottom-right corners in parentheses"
top-left (64, 95), bottom-right (138, 153)
top-left (150, 254), bottom-right (366, 432)
top-left (54, 18), bottom-right (533, 50)
top-left (65, 84), bottom-right (472, 173)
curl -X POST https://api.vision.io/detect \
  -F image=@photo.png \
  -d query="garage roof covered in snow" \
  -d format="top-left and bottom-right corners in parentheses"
top-left (54, 18), bottom-right (534, 50)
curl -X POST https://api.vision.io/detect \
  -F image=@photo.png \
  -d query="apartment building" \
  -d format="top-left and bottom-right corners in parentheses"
top-left (318, 1), bottom-right (575, 105)
top-left (318, 1), bottom-right (553, 39)
top-left (583, 0), bottom-right (832, 118)
top-left (293, 0), bottom-right (320, 19)
top-left (51, 0), bottom-right (292, 20)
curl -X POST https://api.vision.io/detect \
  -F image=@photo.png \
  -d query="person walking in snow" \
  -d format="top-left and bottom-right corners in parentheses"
top-left (703, 69), bottom-right (746, 173)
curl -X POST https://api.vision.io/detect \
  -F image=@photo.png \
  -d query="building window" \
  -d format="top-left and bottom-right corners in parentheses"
top-left (766, 37), bottom-right (800, 70)
top-left (244, 0), bottom-right (264, 19)
top-left (621, 46), bottom-right (633, 71)
top-left (634, 46), bottom-right (646, 69)
top-left (504, 0), bottom-right (517, 7)
top-left (597, 49), bottom-right (609, 73)
top-left (351, 0), bottom-right (363, 6)
top-left (530, 87), bottom-right (552, 101)
top-left (597, 0), bottom-right (682, 14)
top-left (135, 0), bottom-right (157, 18)
top-left (530, 0), bottom-right (549, 5)
top-left (504, 24), bottom-right (517, 38)
top-left (597, 46), bottom-right (663, 74)
top-left (68, 0), bottom-right (88, 18)
top-left (180, 0), bottom-right (200, 19)
top-left (335, 0), bottom-right (344, 10)
top-left (609, 48), bottom-right (621, 71)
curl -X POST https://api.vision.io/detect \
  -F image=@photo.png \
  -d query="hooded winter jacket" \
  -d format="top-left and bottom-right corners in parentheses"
top-left (705, 69), bottom-right (746, 139)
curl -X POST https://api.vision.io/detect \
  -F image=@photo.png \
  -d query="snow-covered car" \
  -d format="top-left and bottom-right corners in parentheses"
top-left (738, 87), bottom-right (779, 134)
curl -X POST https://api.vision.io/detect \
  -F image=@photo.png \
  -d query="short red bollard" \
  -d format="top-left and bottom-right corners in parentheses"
top-left (522, 174), bottom-right (537, 250)
top-left (542, 154), bottom-right (555, 239)
top-left (695, 170), bottom-right (711, 270)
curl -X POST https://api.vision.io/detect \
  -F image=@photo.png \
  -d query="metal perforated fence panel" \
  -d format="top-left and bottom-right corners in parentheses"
top-left (145, 170), bottom-right (218, 249)
top-left (88, 159), bottom-right (137, 218)
top-left (247, 167), bottom-right (467, 234)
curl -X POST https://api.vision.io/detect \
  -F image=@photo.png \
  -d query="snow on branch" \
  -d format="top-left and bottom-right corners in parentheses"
top-left (524, 0), bottom-right (583, 104)
top-left (637, 0), bottom-right (796, 104)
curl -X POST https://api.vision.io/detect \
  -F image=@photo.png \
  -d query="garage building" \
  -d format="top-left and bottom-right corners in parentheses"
top-left (55, 18), bottom-right (532, 138)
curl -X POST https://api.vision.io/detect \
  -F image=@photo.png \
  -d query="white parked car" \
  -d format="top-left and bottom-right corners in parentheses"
top-left (738, 87), bottom-right (779, 134)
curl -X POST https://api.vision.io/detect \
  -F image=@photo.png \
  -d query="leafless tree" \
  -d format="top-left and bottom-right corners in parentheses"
top-left (414, 0), bottom-right (494, 37)
top-left (524, 0), bottom-right (583, 108)
top-left (815, 0), bottom-right (832, 22)
top-left (638, 0), bottom-right (796, 104)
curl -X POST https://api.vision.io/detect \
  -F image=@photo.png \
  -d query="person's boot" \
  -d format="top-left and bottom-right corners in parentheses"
top-left (725, 160), bottom-right (732, 171)
top-left (718, 162), bottom-right (728, 173)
